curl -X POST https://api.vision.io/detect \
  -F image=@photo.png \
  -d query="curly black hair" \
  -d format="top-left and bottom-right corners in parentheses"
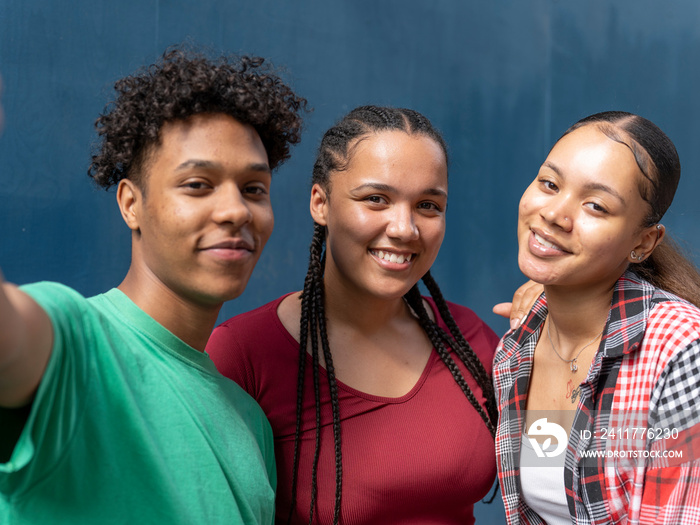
top-left (89, 46), bottom-right (307, 189)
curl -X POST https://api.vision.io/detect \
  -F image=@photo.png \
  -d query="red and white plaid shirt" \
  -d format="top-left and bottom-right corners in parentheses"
top-left (494, 271), bottom-right (700, 524)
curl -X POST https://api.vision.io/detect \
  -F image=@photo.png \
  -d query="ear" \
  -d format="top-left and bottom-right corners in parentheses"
top-left (309, 183), bottom-right (329, 226)
top-left (116, 179), bottom-right (143, 232)
top-left (628, 224), bottom-right (665, 263)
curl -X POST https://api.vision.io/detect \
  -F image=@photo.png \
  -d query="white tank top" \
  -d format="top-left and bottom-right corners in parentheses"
top-left (519, 434), bottom-right (571, 524)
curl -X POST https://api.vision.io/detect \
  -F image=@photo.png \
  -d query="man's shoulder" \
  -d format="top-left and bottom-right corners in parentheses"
top-left (19, 281), bottom-right (99, 325)
top-left (20, 282), bottom-right (126, 326)
top-left (21, 281), bottom-right (88, 303)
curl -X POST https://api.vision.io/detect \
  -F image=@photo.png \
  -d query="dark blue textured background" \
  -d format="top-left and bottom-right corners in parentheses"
top-left (3, 2), bottom-right (700, 520)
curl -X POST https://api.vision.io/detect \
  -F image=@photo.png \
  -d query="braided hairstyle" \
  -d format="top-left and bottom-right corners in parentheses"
top-left (289, 106), bottom-right (498, 524)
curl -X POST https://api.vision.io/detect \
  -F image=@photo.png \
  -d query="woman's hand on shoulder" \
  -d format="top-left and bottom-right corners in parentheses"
top-left (492, 280), bottom-right (543, 330)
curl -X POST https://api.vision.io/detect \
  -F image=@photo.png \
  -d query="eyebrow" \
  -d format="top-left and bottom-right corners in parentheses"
top-left (541, 161), bottom-right (626, 205)
top-left (350, 182), bottom-right (448, 198)
top-left (175, 159), bottom-right (271, 173)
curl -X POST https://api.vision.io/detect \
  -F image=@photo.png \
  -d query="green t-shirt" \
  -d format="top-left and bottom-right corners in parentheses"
top-left (0, 282), bottom-right (276, 524)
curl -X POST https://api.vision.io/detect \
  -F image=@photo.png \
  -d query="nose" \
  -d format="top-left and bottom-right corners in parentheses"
top-left (212, 184), bottom-right (253, 227)
top-left (541, 195), bottom-right (573, 232)
top-left (386, 204), bottom-right (419, 241)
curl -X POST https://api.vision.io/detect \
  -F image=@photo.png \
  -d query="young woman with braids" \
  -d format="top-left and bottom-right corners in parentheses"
top-left (207, 105), bottom-right (500, 524)
top-left (494, 111), bottom-right (700, 524)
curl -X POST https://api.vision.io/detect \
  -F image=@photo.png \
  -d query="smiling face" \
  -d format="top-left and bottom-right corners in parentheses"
top-left (119, 113), bottom-right (274, 307)
top-left (311, 130), bottom-right (448, 301)
top-left (517, 124), bottom-right (659, 292)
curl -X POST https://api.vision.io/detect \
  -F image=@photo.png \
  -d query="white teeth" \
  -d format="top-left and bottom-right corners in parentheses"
top-left (371, 250), bottom-right (413, 263)
top-left (534, 232), bottom-right (561, 250)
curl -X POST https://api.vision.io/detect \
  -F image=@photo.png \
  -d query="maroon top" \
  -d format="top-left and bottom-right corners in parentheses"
top-left (207, 294), bottom-right (499, 524)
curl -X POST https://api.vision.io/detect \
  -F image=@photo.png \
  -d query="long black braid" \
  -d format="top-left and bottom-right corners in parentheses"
top-left (289, 106), bottom-right (497, 524)
top-left (403, 280), bottom-right (497, 435)
top-left (420, 272), bottom-right (498, 426)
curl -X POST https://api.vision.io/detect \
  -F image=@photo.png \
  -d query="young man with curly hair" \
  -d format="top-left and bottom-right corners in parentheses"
top-left (0, 48), bottom-right (306, 524)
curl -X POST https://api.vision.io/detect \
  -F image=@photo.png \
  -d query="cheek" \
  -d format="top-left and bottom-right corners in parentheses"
top-left (518, 188), bottom-right (542, 220)
top-left (254, 205), bottom-right (275, 241)
top-left (334, 207), bottom-right (381, 241)
top-left (576, 220), bottom-right (628, 259)
top-left (517, 205), bottom-right (532, 237)
top-left (143, 200), bottom-right (185, 237)
top-left (166, 207), bottom-right (202, 239)
top-left (423, 219), bottom-right (445, 252)
top-left (160, 196), bottom-right (198, 223)
top-left (518, 190), bottom-right (553, 239)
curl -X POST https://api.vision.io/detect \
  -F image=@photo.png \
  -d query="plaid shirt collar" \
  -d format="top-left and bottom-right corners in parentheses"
top-left (496, 270), bottom-right (654, 373)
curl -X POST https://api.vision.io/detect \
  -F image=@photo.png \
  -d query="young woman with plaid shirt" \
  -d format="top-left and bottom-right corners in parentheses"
top-left (494, 111), bottom-right (700, 524)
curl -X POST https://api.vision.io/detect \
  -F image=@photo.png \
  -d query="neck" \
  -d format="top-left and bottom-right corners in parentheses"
top-left (322, 271), bottom-right (413, 334)
top-left (118, 266), bottom-right (221, 352)
top-left (543, 281), bottom-right (614, 346)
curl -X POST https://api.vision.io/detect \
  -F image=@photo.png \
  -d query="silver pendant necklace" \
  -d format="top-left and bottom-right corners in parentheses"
top-left (546, 319), bottom-right (603, 373)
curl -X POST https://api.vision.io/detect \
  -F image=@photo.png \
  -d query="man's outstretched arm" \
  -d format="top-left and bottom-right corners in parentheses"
top-left (0, 270), bottom-right (53, 408)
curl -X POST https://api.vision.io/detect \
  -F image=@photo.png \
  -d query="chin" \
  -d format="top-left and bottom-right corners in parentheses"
top-left (517, 259), bottom-right (552, 286)
top-left (375, 282), bottom-right (418, 300)
top-left (220, 284), bottom-right (248, 302)
top-left (197, 280), bottom-right (249, 305)
top-left (211, 267), bottom-right (256, 300)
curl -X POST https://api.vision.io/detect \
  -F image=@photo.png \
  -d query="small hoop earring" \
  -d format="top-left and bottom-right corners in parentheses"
top-left (630, 250), bottom-right (644, 262)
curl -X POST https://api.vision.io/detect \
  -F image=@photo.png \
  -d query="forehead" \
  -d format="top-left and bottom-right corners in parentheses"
top-left (352, 130), bottom-right (444, 159)
top-left (547, 125), bottom-right (642, 187)
top-left (341, 130), bottom-right (447, 181)
top-left (136, 113), bottom-right (268, 187)
top-left (155, 113), bottom-right (267, 163)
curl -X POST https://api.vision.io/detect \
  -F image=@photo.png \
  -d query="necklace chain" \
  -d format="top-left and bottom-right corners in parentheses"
top-left (546, 319), bottom-right (603, 373)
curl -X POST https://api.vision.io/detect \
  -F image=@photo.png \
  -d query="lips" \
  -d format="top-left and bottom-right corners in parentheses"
top-left (369, 249), bottom-right (414, 264)
top-left (199, 238), bottom-right (256, 263)
top-left (533, 232), bottom-right (565, 251)
top-left (530, 230), bottom-right (571, 255)
top-left (202, 238), bottom-right (254, 252)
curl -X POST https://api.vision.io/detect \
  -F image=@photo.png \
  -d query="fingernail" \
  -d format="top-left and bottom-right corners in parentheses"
top-left (510, 318), bottom-right (519, 330)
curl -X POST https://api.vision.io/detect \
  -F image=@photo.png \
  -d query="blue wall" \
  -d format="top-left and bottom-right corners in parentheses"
top-left (3, 2), bottom-right (700, 521)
